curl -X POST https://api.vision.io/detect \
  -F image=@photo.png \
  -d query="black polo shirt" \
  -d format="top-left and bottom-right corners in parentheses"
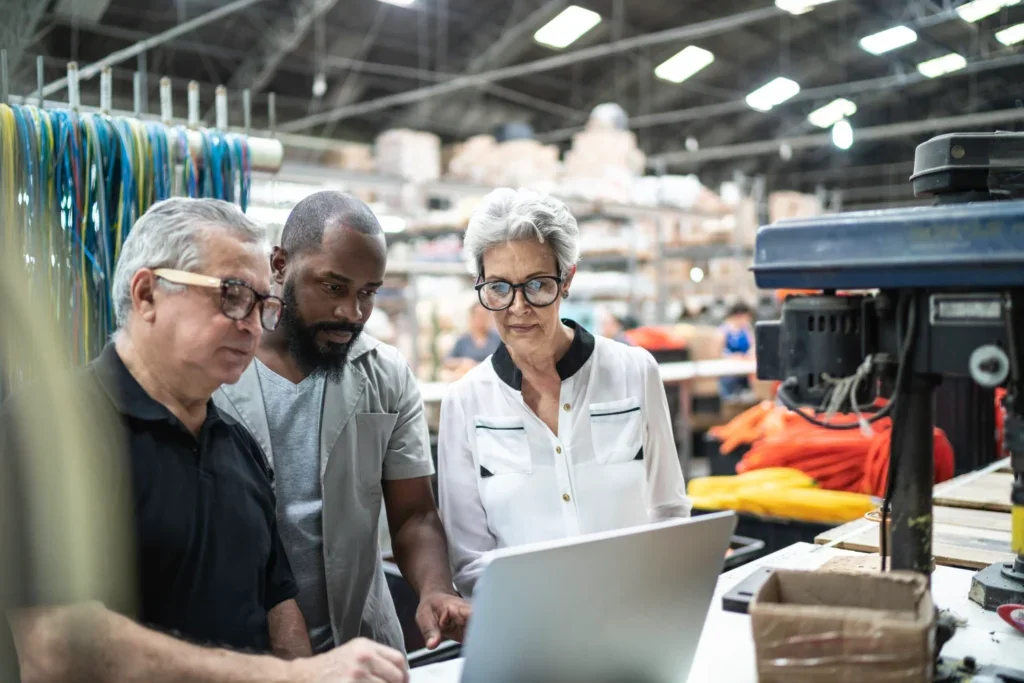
top-left (86, 343), bottom-right (298, 652)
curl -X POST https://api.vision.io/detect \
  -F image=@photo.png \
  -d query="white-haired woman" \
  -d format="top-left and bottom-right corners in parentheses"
top-left (437, 188), bottom-right (692, 598)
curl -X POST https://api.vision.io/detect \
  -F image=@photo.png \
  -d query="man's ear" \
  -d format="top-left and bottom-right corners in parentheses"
top-left (270, 246), bottom-right (288, 286)
top-left (131, 269), bottom-right (159, 323)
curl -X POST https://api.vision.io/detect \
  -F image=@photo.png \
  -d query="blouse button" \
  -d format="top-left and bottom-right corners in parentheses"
top-left (563, 403), bottom-right (571, 411)
top-left (562, 493), bottom-right (571, 502)
top-left (556, 446), bottom-right (562, 454)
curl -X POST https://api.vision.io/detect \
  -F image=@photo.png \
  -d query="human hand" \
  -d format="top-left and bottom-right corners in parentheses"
top-left (415, 592), bottom-right (472, 649)
top-left (290, 637), bottom-right (409, 683)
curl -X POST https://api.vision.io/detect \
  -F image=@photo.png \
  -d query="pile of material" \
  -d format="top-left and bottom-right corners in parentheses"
top-left (561, 114), bottom-right (646, 203)
top-left (687, 468), bottom-right (876, 524)
top-left (375, 129), bottom-right (442, 183)
top-left (710, 401), bottom-right (956, 497)
top-left (447, 134), bottom-right (561, 189)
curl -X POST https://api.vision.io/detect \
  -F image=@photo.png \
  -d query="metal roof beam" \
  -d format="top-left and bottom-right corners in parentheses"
top-left (1, 0), bottom-right (51, 73)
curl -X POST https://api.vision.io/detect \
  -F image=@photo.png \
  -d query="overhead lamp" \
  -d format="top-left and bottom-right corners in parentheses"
top-left (534, 5), bottom-right (602, 49)
top-left (775, 0), bottom-right (839, 15)
top-left (859, 25), bottom-right (918, 55)
top-left (689, 267), bottom-right (705, 283)
top-left (312, 73), bottom-right (327, 98)
top-left (745, 77), bottom-right (801, 112)
top-left (807, 98), bottom-right (857, 128)
top-left (654, 45), bottom-right (715, 84)
top-left (996, 21), bottom-right (1024, 44)
top-left (832, 119), bottom-right (854, 150)
top-left (376, 0), bottom-right (415, 6)
top-left (917, 53), bottom-right (968, 78)
top-left (956, 0), bottom-right (1020, 23)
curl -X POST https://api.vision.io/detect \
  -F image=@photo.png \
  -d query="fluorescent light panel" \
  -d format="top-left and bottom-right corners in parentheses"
top-left (534, 5), bottom-right (602, 49)
top-left (655, 46), bottom-right (715, 83)
top-left (917, 53), bottom-right (968, 78)
top-left (745, 77), bottom-right (801, 112)
top-left (807, 98), bottom-right (857, 128)
top-left (956, 0), bottom-right (1021, 23)
top-left (376, 0), bottom-right (415, 5)
top-left (996, 21), bottom-right (1024, 44)
top-left (775, 0), bottom-right (839, 15)
top-left (859, 25), bottom-right (918, 55)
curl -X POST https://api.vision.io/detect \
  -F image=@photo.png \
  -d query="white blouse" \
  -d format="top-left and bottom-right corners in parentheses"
top-left (437, 320), bottom-right (692, 597)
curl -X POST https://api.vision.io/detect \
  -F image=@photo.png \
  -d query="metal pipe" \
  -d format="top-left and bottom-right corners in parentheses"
top-left (279, 4), bottom-right (784, 132)
top-left (100, 68), bottom-right (112, 114)
top-left (133, 72), bottom-right (143, 116)
top-left (36, 56), bottom-right (44, 108)
top-left (649, 107), bottom-right (1024, 166)
top-left (187, 81), bottom-right (199, 129)
top-left (1, 50), bottom-right (8, 106)
top-left (67, 62), bottom-right (80, 110)
top-left (540, 52), bottom-right (1024, 143)
top-left (137, 52), bottom-right (148, 115)
top-left (39, 0), bottom-right (268, 98)
top-left (160, 77), bottom-right (172, 124)
top-left (215, 86), bottom-right (228, 130)
top-left (243, 89), bottom-right (251, 137)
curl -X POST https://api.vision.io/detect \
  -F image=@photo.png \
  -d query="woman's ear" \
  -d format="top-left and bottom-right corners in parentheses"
top-left (562, 265), bottom-right (577, 295)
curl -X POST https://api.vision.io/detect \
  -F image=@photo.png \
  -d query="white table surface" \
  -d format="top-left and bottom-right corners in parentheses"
top-left (418, 358), bottom-right (757, 405)
top-left (410, 542), bottom-right (1024, 683)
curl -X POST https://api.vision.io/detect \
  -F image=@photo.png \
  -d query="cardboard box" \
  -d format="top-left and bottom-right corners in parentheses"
top-left (750, 570), bottom-right (935, 683)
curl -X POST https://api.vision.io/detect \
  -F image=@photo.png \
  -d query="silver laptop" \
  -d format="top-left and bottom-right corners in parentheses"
top-left (458, 511), bottom-right (736, 683)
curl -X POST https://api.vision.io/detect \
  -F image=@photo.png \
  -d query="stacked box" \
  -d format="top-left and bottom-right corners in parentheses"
top-left (375, 129), bottom-right (442, 183)
top-left (321, 143), bottom-right (375, 173)
top-left (447, 135), bottom-right (561, 189)
top-left (768, 191), bottom-right (823, 223)
top-left (561, 119), bottom-right (646, 203)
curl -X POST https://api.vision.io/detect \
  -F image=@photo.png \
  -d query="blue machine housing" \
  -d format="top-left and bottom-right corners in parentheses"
top-left (752, 199), bottom-right (1024, 291)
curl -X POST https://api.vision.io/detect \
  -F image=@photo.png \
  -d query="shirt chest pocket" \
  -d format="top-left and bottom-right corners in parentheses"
top-left (589, 397), bottom-right (644, 465)
top-left (354, 412), bottom-right (398, 491)
top-left (474, 416), bottom-right (532, 478)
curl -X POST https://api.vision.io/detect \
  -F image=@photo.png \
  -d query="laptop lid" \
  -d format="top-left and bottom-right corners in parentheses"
top-left (459, 512), bottom-right (736, 683)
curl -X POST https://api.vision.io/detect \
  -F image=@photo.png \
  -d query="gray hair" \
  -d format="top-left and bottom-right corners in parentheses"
top-left (463, 188), bottom-right (580, 278)
top-left (112, 198), bottom-right (265, 328)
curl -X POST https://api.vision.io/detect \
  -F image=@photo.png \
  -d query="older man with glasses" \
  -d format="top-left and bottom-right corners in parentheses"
top-left (8, 198), bottom-right (409, 683)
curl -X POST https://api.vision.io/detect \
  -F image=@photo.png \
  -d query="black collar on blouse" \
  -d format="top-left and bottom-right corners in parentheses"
top-left (490, 319), bottom-right (596, 391)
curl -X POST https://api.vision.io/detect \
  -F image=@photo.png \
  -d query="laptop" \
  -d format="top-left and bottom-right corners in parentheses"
top-left (451, 511), bottom-right (736, 683)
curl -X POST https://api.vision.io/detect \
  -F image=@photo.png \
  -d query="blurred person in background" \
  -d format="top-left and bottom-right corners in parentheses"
top-left (437, 188), bottom-right (691, 598)
top-left (443, 302), bottom-right (502, 379)
top-left (717, 301), bottom-right (756, 399)
top-left (7, 198), bottom-right (408, 683)
top-left (215, 191), bottom-right (469, 656)
top-left (598, 308), bottom-right (637, 345)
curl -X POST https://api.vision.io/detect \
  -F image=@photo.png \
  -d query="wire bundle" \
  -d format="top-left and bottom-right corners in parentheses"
top-left (0, 103), bottom-right (253, 367)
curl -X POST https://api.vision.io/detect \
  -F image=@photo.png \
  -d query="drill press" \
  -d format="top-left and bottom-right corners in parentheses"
top-left (753, 132), bottom-right (1024, 614)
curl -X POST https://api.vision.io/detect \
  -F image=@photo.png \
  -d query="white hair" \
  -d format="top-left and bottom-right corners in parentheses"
top-left (463, 188), bottom-right (580, 278)
top-left (112, 198), bottom-right (265, 328)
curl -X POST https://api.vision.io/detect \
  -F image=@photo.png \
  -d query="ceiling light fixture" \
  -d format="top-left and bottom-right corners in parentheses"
top-left (655, 46), bottom-right (715, 84)
top-left (859, 25), bottom-right (918, 54)
top-left (775, 0), bottom-right (839, 15)
top-left (745, 77), bottom-right (801, 112)
top-left (917, 53), bottom-right (968, 78)
top-left (996, 21), bottom-right (1024, 44)
top-left (832, 119), bottom-right (854, 150)
top-left (807, 98), bottom-right (857, 128)
top-left (376, 0), bottom-right (415, 6)
top-left (534, 5), bottom-right (602, 49)
top-left (956, 0), bottom-right (1020, 23)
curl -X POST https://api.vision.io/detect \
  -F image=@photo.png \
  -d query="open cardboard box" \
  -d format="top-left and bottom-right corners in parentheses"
top-left (749, 570), bottom-right (935, 682)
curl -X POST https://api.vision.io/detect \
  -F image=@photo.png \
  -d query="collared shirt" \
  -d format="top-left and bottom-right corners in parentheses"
top-left (437, 320), bottom-right (692, 598)
top-left (88, 344), bottom-right (297, 653)
top-left (448, 331), bottom-right (502, 363)
top-left (214, 333), bottom-right (435, 653)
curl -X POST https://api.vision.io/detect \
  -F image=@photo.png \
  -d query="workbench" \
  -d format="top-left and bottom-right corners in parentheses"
top-left (408, 542), bottom-right (1024, 683)
top-left (816, 458), bottom-right (1015, 570)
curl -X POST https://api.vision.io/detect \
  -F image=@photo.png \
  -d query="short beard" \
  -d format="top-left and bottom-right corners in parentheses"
top-left (280, 280), bottom-right (363, 383)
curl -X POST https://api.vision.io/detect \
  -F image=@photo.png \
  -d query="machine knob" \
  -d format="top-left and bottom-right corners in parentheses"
top-left (969, 345), bottom-right (1010, 388)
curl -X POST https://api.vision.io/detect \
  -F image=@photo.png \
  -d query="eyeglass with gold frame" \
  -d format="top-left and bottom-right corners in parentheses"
top-left (152, 268), bottom-right (285, 331)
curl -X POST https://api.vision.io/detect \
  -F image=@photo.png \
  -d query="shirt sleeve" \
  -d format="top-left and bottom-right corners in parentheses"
top-left (437, 389), bottom-right (496, 598)
top-left (446, 335), bottom-right (470, 360)
top-left (640, 351), bottom-right (693, 520)
top-left (382, 357), bottom-right (436, 481)
top-left (263, 506), bottom-right (300, 610)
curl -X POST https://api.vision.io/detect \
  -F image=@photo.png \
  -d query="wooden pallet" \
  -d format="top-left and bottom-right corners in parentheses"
top-left (934, 472), bottom-right (1013, 513)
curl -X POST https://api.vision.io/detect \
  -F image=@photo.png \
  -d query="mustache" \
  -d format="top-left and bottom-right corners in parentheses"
top-left (309, 321), bottom-right (363, 335)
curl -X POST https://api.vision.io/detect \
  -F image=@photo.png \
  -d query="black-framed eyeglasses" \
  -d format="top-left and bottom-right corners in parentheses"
top-left (153, 268), bottom-right (285, 331)
top-left (475, 276), bottom-right (562, 312)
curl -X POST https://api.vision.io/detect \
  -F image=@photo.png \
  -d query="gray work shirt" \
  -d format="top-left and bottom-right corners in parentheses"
top-left (214, 334), bottom-right (435, 653)
top-left (254, 360), bottom-right (334, 653)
